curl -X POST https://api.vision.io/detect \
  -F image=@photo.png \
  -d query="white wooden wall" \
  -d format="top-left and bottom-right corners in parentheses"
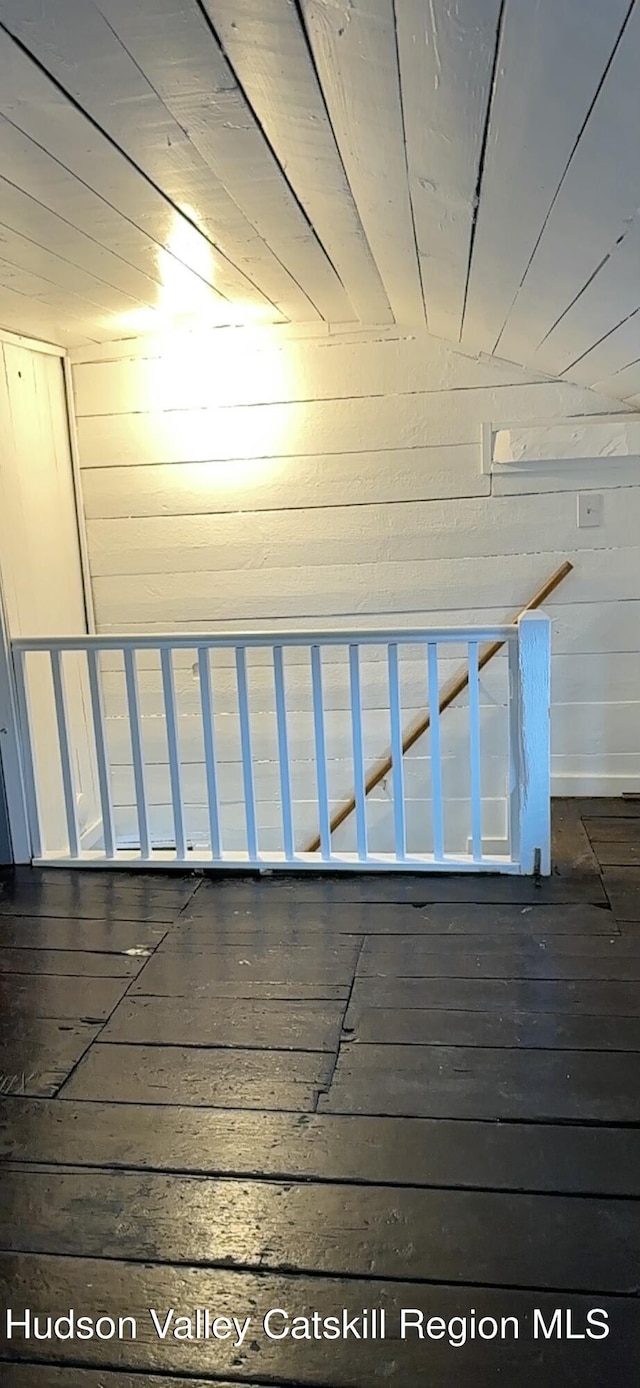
top-left (69, 325), bottom-right (640, 855)
top-left (0, 337), bottom-right (97, 855)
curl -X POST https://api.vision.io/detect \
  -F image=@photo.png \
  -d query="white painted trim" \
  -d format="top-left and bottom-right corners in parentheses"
top-left (0, 327), bottom-right (65, 357)
top-left (0, 582), bottom-right (31, 863)
top-left (480, 421), bottom-right (494, 476)
top-left (551, 775), bottom-right (640, 796)
top-left (483, 413), bottom-right (640, 472)
top-left (467, 837), bottom-right (509, 855)
top-left (62, 356), bottom-right (96, 633)
top-left (67, 321), bottom-right (344, 366)
top-left (66, 322), bottom-right (548, 370)
top-left (31, 850), bottom-right (520, 873)
top-left (80, 814), bottom-right (105, 851)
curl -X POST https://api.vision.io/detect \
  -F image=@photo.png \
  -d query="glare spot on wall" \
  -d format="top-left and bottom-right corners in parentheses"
top-left (111, 209), bottom-right (297, 478)
top-left (148, 325), bottom-right (296, 480)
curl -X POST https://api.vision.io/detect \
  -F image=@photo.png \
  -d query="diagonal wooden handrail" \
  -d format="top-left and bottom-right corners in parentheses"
top-left (305, 560), bottom-right (573, 853)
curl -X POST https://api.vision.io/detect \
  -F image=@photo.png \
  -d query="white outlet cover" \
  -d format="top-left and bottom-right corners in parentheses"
top-left (577, 492), bottom-right (604, 527)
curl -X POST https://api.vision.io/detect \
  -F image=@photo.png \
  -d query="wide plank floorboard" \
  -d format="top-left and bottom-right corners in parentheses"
top-left (0, 1021), bottom-right (100, 1097)
top-left (130, 950), bottom-right (357, 997)
top-left (585, 819), bottom-right (640, 843)
top-left (319, 1044), bottom-right (640, 1122)
top-left (601, 868), bottom-right (640, 920)
top-left (351, 1005), bottom-right (640, 1050)
top-left (0, 917), bottom-right (167, 951)
top-left (190, 874), bottom-right (607, 906)
top-left (0, 1372), bottom-right (266, 1388)
top-left (347, 976), bottom-right (640, 1017)
top-left (102, 997), bottom-right (345, 1050)
top-left (0, 975), bottom-right (132, 1023)
top-left (551, 800), bottom-right (600, 876)
top-left (0, 1254), bottom-right (635, 1385)
top-left (359, 932), bottom-right (634, 967)
top-left (0, 871), bottom-right (196, 923)
top-left (58, 1043), bottom-right (334, 1110)
top-left (0, 949), bottom-right (145, 978)
top-left (594, 843), bottom-right (640, 866)
top-left (176, 902), bottom-right (615, 934)
top-left (2, 1165), bottom-right (638, 1293)
top-left (3, 1099), bottom-right (640, 1194)
top-left (573, 798), bottom-right (640, 818)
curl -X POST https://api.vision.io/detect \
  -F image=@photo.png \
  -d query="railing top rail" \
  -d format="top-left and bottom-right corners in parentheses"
top-left (12, 625), bottom-right (519, 653)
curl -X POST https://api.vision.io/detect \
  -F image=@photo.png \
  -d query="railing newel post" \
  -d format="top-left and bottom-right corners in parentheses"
top-left (514, 610), bottom-right (552, 876)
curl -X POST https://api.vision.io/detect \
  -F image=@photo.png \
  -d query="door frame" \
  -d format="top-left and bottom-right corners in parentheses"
top-left (0, 577), bottom-right (31, 863)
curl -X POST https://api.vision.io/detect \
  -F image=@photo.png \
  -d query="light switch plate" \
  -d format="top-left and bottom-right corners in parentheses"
top-left (577, 492), bottom-right (604, 527)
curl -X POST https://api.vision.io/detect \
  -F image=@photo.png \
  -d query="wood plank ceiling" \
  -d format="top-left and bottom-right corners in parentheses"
top-left (0, 0), bottom-right (637, 401)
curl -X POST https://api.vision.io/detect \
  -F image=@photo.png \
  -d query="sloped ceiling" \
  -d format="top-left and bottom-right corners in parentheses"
top-left (0, 0), bottom-right (638, 402)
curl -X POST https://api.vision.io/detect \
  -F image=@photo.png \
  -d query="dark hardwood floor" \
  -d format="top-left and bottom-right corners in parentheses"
top-left (0, 798), bottom-right (639, 1386)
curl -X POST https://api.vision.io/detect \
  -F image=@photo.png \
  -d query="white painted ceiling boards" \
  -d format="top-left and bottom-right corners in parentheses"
top-left (0, 0), bottom-right (638, 400)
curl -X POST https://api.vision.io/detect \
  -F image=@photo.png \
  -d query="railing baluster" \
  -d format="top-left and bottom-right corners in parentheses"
top-left (427, 641), bottom-right (444, 863)
top-left (197, 647), bottom-right (221, 860)
top-left (87, 648), bottom-right (115, 859)
top-left (12, 650), bottom-right (42, 860)
top-left (123, 647), bottom-right (150, 860)
top-left (273, 645), bottom-right (295, 862)
top-left (468, 639), bottom-right (482, 862)
top-left (160, 647), bottom-right (186, 860)
top-left (235, 646), bottom-right (258, 861)
top-left (310, 644), bottom-right (331, 860)
top-left (349, 644), bottom-right (367, 861)
top-left (50, 650), bottom-right (80, 859)
top-left (387, 642), bottom-right (406, 860)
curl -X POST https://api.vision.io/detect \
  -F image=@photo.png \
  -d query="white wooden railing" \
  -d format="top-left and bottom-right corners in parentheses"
top-left (10, 612), bottom-right (551, 874)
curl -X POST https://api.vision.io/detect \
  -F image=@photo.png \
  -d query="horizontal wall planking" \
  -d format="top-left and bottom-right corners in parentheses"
top-left (96, 699), bottom-right (637, 769)
top-left (104, 751), bottom-right (640, 805)
top-left (100, 667), bottom-right (499, 724)
top-left (92, 602), bottom-right (640, 656)
top-left (98, 652), bottom-right (507, 717)
top-left (76, 382), bottom-right (621, 468)
top-left (80, 446), bottom-right (489, 518)
top-left (107, 759), bottom-right (640, 815)
top-left (70, 332), bottom-right (548, 415)
top-left (105, 752), bottom-right (511, 807)
top-left (85, 493), bottom-right (640, 575)
top-left (94, 650), bottom-right (640, 715)
top-left (95, 644), bottom-right (498, 676)
top-left (552, 757), bottom-right (640, 794)
top-left (110, 796), bottom-right (507, 856)
top-left (107, 758), bottom-right (507, 814)
top-left (90, 549), bottom-right (640, 625)
top-left (99, 704), bottom-right (508, 770)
